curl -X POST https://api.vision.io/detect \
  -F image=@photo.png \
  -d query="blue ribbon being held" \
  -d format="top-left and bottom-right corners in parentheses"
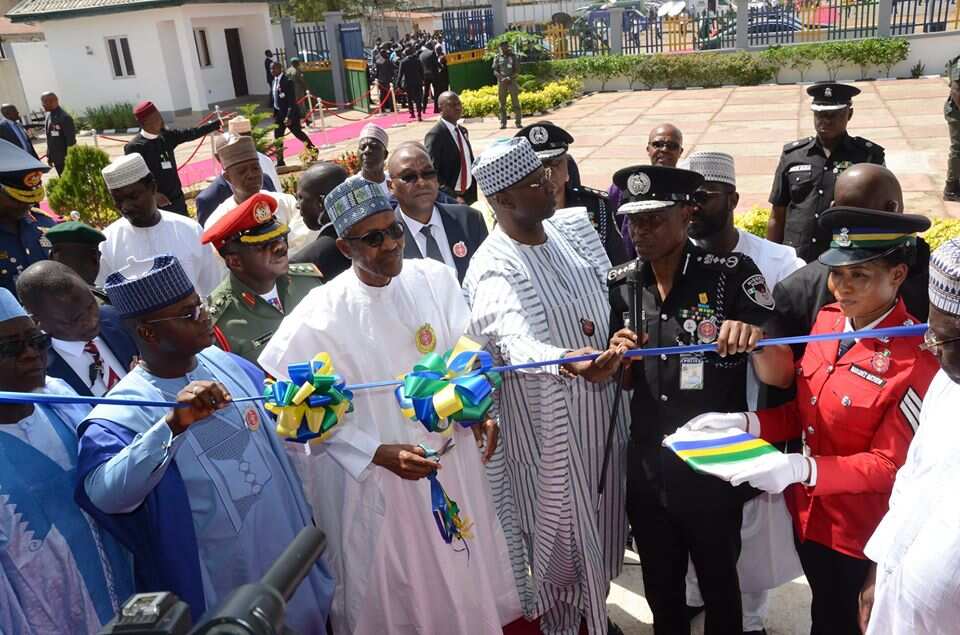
top-left (420, 442), bottom-right (472, 550)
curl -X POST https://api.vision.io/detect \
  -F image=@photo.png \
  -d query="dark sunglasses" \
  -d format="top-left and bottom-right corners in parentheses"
top-left (396, 169), bottom-right (438, 184)
top-left (343, 221), bottom-right (405, 248)
top-left (692, 190), bottom-right (727, 205)
top-left (0, 332), bottom-right (51, 358)
top-left (650, 140), bottom-right (681, 151)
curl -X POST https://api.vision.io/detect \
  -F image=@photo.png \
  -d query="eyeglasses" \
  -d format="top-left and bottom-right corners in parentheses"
top-left (649, 140), bottom-right (681, 151)
top-left (517, 166), bottom-right (552, 191)
top-left (396, 169), bottom-right (438, 184)
top-left (692, 190), bottom-right (727, 205)
top-left (143, 303), bottom-right (208, 324)
top-left (0, 332), bottom-right (51, 358)
top-left (343, 221), bottom-right (405, 248)
top-left (920, 329), bottom-right (960, 352)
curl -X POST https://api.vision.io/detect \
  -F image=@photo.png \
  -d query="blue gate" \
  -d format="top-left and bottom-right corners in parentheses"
top-left (339, 22), bottom-right (369, 112)
top-left (339, 22), bottom-right (365, 60)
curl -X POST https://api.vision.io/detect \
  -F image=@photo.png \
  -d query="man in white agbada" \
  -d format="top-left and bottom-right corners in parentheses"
top-left (683, 151), bottom-right (804, 634)
top-left (462, 137), bottom-right (629, 635)
top-left (258, 177), bottom-right (521, 634)
top-left (97, 153), bottom-right (226, 296)
top-left (859, 239), bottom-right (960, 635)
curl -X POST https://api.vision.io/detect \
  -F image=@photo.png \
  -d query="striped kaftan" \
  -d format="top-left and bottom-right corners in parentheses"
top-left (463, 207), bottom-right (629, 635)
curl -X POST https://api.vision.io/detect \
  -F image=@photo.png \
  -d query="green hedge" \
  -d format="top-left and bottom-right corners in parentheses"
top-left (79, 103), bottom-right (137, 131)
top-left (460, 78), bottom-right (582, 119)
top-left (522, 37), bottom-right (911, 89)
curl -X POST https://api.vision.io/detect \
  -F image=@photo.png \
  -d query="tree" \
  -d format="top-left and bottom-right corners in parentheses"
top-left (46, 145), bottom-right (119, 228)
top-left (274, 0), bottom-right (405, 24)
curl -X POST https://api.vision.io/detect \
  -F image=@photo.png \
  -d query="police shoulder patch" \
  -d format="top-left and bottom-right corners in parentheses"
top-left (784, 137), bottom-right (813, 152)
top-left (288, 263), bottom-right (323, 278)
top-left (742, 273), bottom-right (775, 310)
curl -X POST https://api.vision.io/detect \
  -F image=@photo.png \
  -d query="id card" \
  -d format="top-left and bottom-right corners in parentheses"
top-left (680, 356), bottom-right (704, 390)
top-left (50, 130), bottom-right (60, 137)
top-left (160, 160), bottom-right (173, 170)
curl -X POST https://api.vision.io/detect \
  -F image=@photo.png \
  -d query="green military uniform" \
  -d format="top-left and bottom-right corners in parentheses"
top-left (944, 55), bottom-right (960, 199)
top-left (492, 49), bottom-right (521, 129)
top-left (209, 263), bottom-right (323, 364)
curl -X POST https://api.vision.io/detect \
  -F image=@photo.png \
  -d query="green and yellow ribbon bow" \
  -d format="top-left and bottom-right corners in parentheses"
top-left (264, 353), bottom-right (354, 444)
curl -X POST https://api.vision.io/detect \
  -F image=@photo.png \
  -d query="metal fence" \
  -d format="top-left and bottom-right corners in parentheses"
top-left (622, 10), bottom-right (739, 53)
top-left (442, 8), bottom-right (495, 52)
top-left (515, 15), bottom-right (612, 57)
top-left (292, 23), bottom-right (330, 61)
top-left (891, 0), bottom-right (960, 33)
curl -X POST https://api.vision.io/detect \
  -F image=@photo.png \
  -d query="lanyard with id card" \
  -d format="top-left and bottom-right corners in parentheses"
top-left (680, 355), bottom-right (704, 390)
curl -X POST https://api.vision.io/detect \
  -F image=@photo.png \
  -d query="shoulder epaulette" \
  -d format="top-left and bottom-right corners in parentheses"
top-left (288, 263), bottom-right (324, 278)
top-left (851, 136), bottom-right (885, 156)
top-left (783, 137), bottom-right (814, 152)
top-left (207, 290), bottom-right (234, 322)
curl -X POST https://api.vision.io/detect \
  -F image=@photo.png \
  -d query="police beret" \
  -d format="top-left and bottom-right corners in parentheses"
top-left (818, 206), bottom-right (930, 267)
top-left (0, 139), bottom-right (49, 204)
top-left (201, 192), bottom-right (288, 250)
top-left (515, 123), bottom-right (573, 160)
top-left (807, 82), bottom-right (860, 111)
top-left (45, 220), bottom-right (106, 246)
top-left (612, 165), bottom-right (703, 215)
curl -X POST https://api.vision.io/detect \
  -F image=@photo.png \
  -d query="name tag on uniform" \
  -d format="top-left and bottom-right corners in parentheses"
top-left (160, 160), bottom-right (173, 170)
top-left (50, 130), bottom-right (60, 137)
top-left (788, 164), bottom-right (812, 173)
top-left (680, 356), bottom-right (704, 390)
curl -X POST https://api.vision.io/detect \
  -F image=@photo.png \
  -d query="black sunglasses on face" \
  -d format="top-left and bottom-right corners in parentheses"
top-left (650, 140), bottom-right (681, 151)
top-left (343, 221), bottom-right (405, 248)
top-left (396, 169), bottom-right (438, 184)
top-left (0, 332), bottom-right (51, 358)
top-left (692, 190), bottom-right (727, 205)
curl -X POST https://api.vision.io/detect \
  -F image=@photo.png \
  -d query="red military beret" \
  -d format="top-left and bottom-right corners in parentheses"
top-left (133, 100), bottom-right (158, 123)
top-left (201, 192), bottom-right (288, 250)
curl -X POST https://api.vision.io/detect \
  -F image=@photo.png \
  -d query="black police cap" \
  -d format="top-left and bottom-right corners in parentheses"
top-left (612, 165), bottom-right (703, 215)
top-left (515, 123), bottom-right (574, 160)
top-left (807, 82), bottom-right (861, 111)
top-left (818, 206), bottom-right (930, 267)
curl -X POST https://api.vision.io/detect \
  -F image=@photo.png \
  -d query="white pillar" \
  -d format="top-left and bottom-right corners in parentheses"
top-left (735, 0), bottom-right (749, 51)
top-left (492, 0), bottom-right (507, 36)
top-left (609, 8), bottom-right (624, 55)
top-left (877, 0), bottom-right (892, 36)
top-left (173, 12), bottom-right (209, 112)
top-left (324, 11), bottom-right (347, 108)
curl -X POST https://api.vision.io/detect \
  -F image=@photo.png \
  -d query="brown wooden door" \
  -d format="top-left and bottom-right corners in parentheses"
top-left (224, 28), bottom-right (248, 97)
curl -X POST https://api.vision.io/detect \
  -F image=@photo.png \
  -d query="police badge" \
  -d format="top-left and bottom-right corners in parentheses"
top-left (742, 274), bottom-right (775, 310)
top-left (529, 126), bottom-right (549, 145)
top-left (627, 172), bottom-right (651, 196)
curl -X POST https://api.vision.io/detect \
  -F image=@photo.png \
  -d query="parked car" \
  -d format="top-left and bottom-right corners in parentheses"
top-left (699, 12), bottom-right (801, 48)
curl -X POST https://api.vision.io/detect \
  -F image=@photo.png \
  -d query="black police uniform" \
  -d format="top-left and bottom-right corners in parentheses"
top-left (516, 122), bottom-right (628, 265)
top-left (769, 83), bottom-right (885, 263)
top-left (609, 165), bottom-right (775, 634)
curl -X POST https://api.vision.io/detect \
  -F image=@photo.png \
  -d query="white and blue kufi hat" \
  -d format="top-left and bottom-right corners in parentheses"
top-left (472, 137), bottom-right (542, 197)
top-left (930, 238), bottom-right (960, 317)
top-left (104, 255), bottom-right (195, 319)
top-left (0, 287), bottom-right (27, 322)
top-left (325, 177), bottom-right (393, 237)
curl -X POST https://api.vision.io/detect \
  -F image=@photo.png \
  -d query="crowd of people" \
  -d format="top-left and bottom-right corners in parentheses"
top-left (0, 69), bottom-right (958, 635)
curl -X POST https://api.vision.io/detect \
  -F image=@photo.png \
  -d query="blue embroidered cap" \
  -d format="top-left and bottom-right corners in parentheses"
top-left (0, 287), bottom-right (27, 322)
top-left (930, 239), bottom-right (960, 317)
top-left (104, 255), bottom-right (196, 319)
top-left (325, 177), bottom-right (393, 237)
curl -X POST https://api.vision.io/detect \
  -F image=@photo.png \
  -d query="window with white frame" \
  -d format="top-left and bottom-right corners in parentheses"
top-left (194, 28), bottom-right (212, 67)
top-left (106, 36), bottom-right (135, 78)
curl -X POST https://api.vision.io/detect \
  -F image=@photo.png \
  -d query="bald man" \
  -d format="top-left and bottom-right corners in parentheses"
top-left (42, 91), bottom-right (76, 175)
top-left (288, 161), bottom-right (351, 279)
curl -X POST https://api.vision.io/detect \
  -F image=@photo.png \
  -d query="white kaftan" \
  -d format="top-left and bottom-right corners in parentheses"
top-left (462, 207), bottom-right (629, 635)
top-left (258, 258), bottom-right (521, 635)
top-left (864, 370), bottom-right (960, 635)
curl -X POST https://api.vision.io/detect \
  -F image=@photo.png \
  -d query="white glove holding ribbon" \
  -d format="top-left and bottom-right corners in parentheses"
top-left (683, 411), bottom-right (760, 436)
top-left (729, 453), bottom-right (812, 493)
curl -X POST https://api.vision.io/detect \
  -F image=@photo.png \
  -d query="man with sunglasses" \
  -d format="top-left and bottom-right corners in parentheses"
top-left (390, 143), bottom-right (487, 283)
top-left (682, 151), bottom-right (804, 635)
top-left (204, 193), bottom-right (323, 365)
top-left (259, 177), bottom-right (521, 634)
top-left (17, 260), bottom-right (137, 397)
top-left (606, 165), bottom-right (793, 634)
top-left (463, 138), bottom-right (629, 635)
top-left (75, 254), bottom-right (335, 632)
top-left (859, 239), bottom-right (960, 635)
top-left (0, 286), bottom-right (135, 634)
top-left (767, 82), bottom-right (885, 263)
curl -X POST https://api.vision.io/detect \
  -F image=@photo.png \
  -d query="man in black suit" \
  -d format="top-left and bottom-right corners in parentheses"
top-left (289, 161), bottom-right (352, 280)
top-left (419, 41), bottom-right (440, 114)
top-left (425, 91), bottom-right (477, 206)
top-left (397, 47), bottom-right (424, 121)
top-left (16, 261), bottom-right (138, 397)
top-left (270, 61), bottom-right (315, 167)
top-left (0, 104), bottom-right (38, 159)
top-left (388, 143), bottom-right (487, 283)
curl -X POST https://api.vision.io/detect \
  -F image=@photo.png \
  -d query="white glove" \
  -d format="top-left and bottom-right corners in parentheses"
top-left (683, 411), bottom-right (757, 434)
top-left (729, 453), bottom-right (812, 493)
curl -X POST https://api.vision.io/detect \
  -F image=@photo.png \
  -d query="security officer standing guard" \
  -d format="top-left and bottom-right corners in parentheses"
top-left (943, 55), bottom-right (960, 201)
top-left (41, 91), bottom-right (76, 175)
top-left (492, 41), bottom-right (521, 130)
top-left (202, 192), bottom-right (323, 365)
top-left (0, 139), bottom-right (56, 297)
top-left (516, 122), bottom-right (628, 265)
top-left (766, 82), bottom-right (885, 263)
top-left (606, 165), bottom-right (794, 634)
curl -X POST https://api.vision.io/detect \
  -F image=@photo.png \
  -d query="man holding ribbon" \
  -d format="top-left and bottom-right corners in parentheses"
top-left (74, 254), bottom-right (334, 633)
top-left (258, 178), bottom-right (521, 634)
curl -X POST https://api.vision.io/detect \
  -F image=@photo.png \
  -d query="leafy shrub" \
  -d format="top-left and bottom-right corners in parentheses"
top-left (46, 145), bottom-right (118, 227)
top-left (485, 31), bottom-right (550, 62)
top-left (923, 218), bottom-right (960, 250)
top-left (281, 174), bottom-right (298, 196)
top-left (334, 150), bottom-right (361, 176)
top-left (235, 104), bottom-right (282, 157)
top-left (733, 206), bottom-right (771, 238)
top-left (460, 79), bottom-right (581, 118)
top-left (82, 103), bottom-right (136, 131)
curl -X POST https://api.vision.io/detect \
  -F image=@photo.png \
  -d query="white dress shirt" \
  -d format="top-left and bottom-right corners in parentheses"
top-left (398, 206), bottom-right (456, 270)
top-left (441, 118), bottom-right (473, 191)
top-left (50, 336), bottom-right (127, 397)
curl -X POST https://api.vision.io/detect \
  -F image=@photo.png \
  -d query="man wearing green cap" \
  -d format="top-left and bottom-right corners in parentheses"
top-left (45, 220), bottom-right (105, 288)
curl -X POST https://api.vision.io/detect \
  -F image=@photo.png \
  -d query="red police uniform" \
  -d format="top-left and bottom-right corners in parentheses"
top-left (756, 298), bottom-right (939, 559)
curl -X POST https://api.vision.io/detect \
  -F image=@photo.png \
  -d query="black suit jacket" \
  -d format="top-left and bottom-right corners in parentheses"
top-left (397, 54), bottom-right (423, 90)
top-left (46, 305), bottom-right (139, 396)
top-left (272, 74), bottom-right (298, 121)
top-left (0, 119), bottom-right (38, 159)
top-left (399, 203), bottom-right (488, 283)
top-left (425, 121), bottom-right (477, 204)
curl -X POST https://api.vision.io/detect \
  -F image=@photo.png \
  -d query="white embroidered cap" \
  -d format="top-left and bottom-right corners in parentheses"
top-left (359, 123), bottom-right (389, 148)
top-left (680, 151), bottom-right (736, 188)
top-left (471, 137), bottom-right (542, 197)
top-left (930, 239), bottom-right (960, 317)
top-left (101, 153), bottom-right (150, 190)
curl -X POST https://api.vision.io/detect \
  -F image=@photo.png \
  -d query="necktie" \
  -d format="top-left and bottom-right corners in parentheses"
top-left (420, 225), bottom-right (444, 263)
top-left (837, 337), bottom-right (854, 360)
top-left (455, 127), bottom-right (468, 192)
top-left (84, 340), bottom-right (120, 391)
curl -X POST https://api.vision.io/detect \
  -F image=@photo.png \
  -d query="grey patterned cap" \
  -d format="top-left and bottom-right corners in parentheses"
top-left (104, 255), bottom-right (195, 319)
top-left (680, 151), bottom-right (736, 188)
top-left (325, 177), bottom-right (393, 237)
top-left (472, 137), bottom-right (542, 197)
top-left (930, 239), bottom-right (960, 317)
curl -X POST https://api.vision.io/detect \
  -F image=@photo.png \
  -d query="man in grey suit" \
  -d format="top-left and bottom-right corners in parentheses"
top-left (388, 143), bottom-right (487, 283)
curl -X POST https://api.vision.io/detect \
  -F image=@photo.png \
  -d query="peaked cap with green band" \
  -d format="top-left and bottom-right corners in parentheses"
top-left (817, 206), bottom-right (931, 267)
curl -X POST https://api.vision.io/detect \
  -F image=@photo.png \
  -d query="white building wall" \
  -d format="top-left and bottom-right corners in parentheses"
top-left (9, 41), bottom-right (55, 115)
top-left (0, 43), bottom-right (31, 116)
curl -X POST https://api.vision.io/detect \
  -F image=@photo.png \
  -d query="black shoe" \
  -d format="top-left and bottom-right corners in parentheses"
top-left (686, 604), bottom-right (704, 621)
top-left (945, 182), bottom-right (960, 201)
top-left (499, 123), bottom-right (507, 129)
top-left (607, 618), bottom-right (624, 635)
top-left (515, 122), bottom-right (523, 128)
